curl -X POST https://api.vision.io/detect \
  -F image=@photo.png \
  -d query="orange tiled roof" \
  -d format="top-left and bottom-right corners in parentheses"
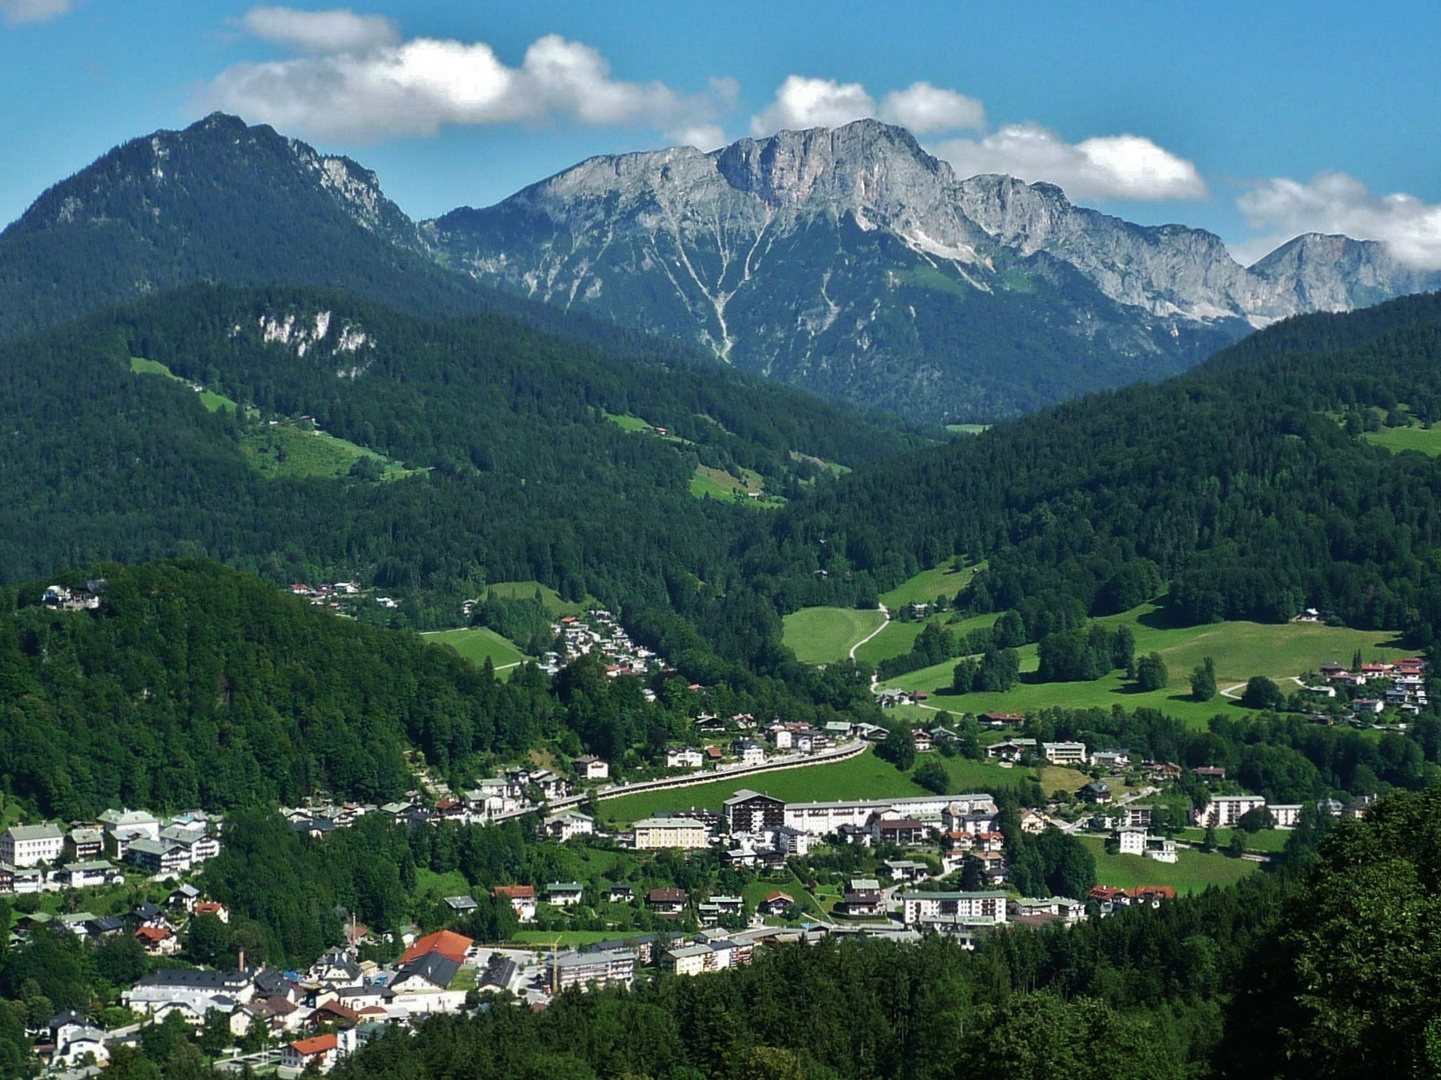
top-left (397, 929), bottom-right (473, 966)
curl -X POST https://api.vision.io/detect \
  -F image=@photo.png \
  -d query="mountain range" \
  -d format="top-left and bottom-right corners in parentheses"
top-left (1, 114), bottom-right (1437, 422)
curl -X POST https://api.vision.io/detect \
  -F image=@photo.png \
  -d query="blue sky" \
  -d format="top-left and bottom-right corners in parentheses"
top-left (2, 0), bottom-right (1440, 266)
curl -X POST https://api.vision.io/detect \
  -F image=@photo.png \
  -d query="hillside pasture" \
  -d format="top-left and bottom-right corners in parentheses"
top-left (1078, 836), bottom-right (1259, 894)
top-left (1363, 425), bottom-right (1441, 456)
top-left (783, 606), bottom-right (888, 665)
top-left (880, 604), bottom-right (1400, 729)
top-left (422, 626), bottom-right (527, 670)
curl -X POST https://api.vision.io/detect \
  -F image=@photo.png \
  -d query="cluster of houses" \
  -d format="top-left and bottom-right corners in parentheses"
top-left (0, 809), bottom-right (220, 896)
top-left (1315, 657), bottom-right (1428, 715)
top-left (41, 581), bottom-right (104, 611)
top-left (542, 609), bottom-right (660, 681)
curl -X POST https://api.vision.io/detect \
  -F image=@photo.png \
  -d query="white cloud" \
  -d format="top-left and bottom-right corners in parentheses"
top-left (0, 0), bottom-right (71, 25)
top-left (200, 7), bottom-right (737, 143)
top-left (932, 123), bottom-right (1209, 202)
top-left (749, 76), bottom-right (875, 136)
top-left (243, 6), bottom-right (399, 53)
top-left (1238, 171), bottom-right (1441, 269)
top-left (878, 82), bottom-right (984, 135)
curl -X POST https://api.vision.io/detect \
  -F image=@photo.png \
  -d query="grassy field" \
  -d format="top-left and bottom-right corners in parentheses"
top-left (239, 423), bottom-right (414, 481)
top-left (482, 580), bottom-right (587, 617)
top-left (510, 930), bottom-right (634, 948)
top-left (881, 603), bottom-right (1401, 728)
top-left (600, 748), bottom-right (1031, 825)
top-left (945, 424), bottom-right (991, 436)
top-left (783, 607), bottom-right (888, 664)
top-left (1363, 425), bottom-right (1441, 456)
top-left (690, 465), bottom-right (783, 507)
top-left (132, 356), bottom-right (238, 412)
top-left (422, 626), bottom-right (527, 669)
top-left (1177, 827), bottom-right (1290, 853)
top-left (1078, 836), bottom-right (1259, 894)
top-left (879, 563), bottom-right (977, 610)
top-left (602, 411), bottom-right (653, 434)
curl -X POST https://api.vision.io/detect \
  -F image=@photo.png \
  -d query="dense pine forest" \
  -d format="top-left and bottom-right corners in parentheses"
top-left (0, 284), bottom-right (923, 628)
top-left (760, 292), bottom-right (1441, 644)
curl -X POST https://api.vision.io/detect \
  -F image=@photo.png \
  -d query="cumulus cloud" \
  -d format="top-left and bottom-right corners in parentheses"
top-left (878, 82), bottom-right (984, 135)
top-left (243, 6), bottom-right (399, 52)
top-left (199, 7), bottom-right (738, 143)
top-left (1237, 171), bottom-right (1441, 269)
top-left (748, 76), bottom-right (876, 136)
top-left (932, 123), bottom-right (1208, 202)
top-left (0, 0), bottom-right (71, 25)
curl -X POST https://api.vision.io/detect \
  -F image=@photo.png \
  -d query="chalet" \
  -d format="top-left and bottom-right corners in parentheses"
top-left (607, 883), bottom-right (635, 903)
top-left (444, 895), bottom-right (478, 913)
top-left (843, 878), bottom-right (886, 917)
top-left (167, 883), bottom-right (201, 912)
top-left (912, 730), bottom-right (934, 753)
top-left (135, 925), bottom-right (180, 956)
top-left (546, 881), bottom-right (585, 907)
top-left (883, 859), bottom-right (930, 882)
top-left (979, 711), bottom-right (1025, 728)
top-left (758, 891), bottom-right (794, 917)
top-left (64, 827), bottom-right (105, 862)
top-left (986, 739), bottom-right (1037, 762)
top-left (648, 888), bottom-right (688, 915)
top-left (1018, 809), bottom-right (1047, 834)
top-left (1078, 781), bottom-right (1112, 804)
top-left (194, 901), bottom-right (230, 923)
top-left (282, 1030), bottom-right (357, 1073)
top-left (694, 715), bottom-right (727, 735)
top-left (398, 929), bottom-right (474, 967)
top-left (493, 885), bottom-right (536, 922)
top-left (1191, 766), bottom-right (1227, 781)
top-left (1090, 748), bottom-right (1131, 771)
top-left (391, 952), bottom-right (460, 993)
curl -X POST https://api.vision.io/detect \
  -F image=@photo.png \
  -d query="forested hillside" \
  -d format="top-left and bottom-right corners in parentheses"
top-left (757, 291), bottom-right (1441, 644)
top-left (0, 284), bottom-right (923, 630)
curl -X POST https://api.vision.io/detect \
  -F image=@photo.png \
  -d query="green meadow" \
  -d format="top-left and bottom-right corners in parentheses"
top-left (482, 580), bottom-right (588, 617)
top-left (422, 626), bottom-right (527, 670)
top-left (1078, 836), bottom-right (1259, 894)
top-left (880, 602), bottom-right (1400, 729)
top-left (1362, 425), bottom-right (1441, 456)
top-left (783, 606), bottom-right (888, 665)
top-left (599, 748), bottom-right (1032, 826)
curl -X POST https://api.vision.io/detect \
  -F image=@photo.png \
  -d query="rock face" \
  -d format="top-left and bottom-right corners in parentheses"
top-left (428, 119), bottom-right (1441, 420)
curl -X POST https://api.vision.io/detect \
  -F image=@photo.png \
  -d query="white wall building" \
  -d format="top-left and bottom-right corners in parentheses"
top-left (0, 824), bottom-right (64, 867)
top-left (1193, 796), bottom-right (1268, 829)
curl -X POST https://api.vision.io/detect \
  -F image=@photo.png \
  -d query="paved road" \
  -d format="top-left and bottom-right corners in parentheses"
top-left (852, 604), bottom-right (889, 663)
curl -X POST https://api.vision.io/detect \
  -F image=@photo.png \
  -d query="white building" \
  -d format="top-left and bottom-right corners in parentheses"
top-left (544, 811), bottom-right (595, 843)
top-left (1193, 795), bottom-right (1268, 829)
top-left (99, 809), bottom-right (160, 844)
top-left (1042, 742), bottom-right (1088, 766)
top-left (666, 747), bottom-right (704, 770)
top-left (633, 817), bottom-right (710, 850)
top-left (1117, 827), bottom-right (1147, 856)
top-left (784, 794), bottom-right (997, 837)
top-left (0, 823), bottom-right (65, 867)
top-left (1270, 804), bottom-right (1302, 828)
top-left (901, 891), bottom-right (1008, 927)
top-left (1145, 836), bottom-right (1178, 863)
top-left (574, 755), bottom-right (610, 780)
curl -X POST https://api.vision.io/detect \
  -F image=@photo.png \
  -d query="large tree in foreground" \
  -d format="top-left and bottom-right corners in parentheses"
top-left (1218, 787), bottom-right (1441, 1079)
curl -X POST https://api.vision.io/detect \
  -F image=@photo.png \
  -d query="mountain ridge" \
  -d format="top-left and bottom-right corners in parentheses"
top-left (428, 118), bottom-right (1441, 419)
